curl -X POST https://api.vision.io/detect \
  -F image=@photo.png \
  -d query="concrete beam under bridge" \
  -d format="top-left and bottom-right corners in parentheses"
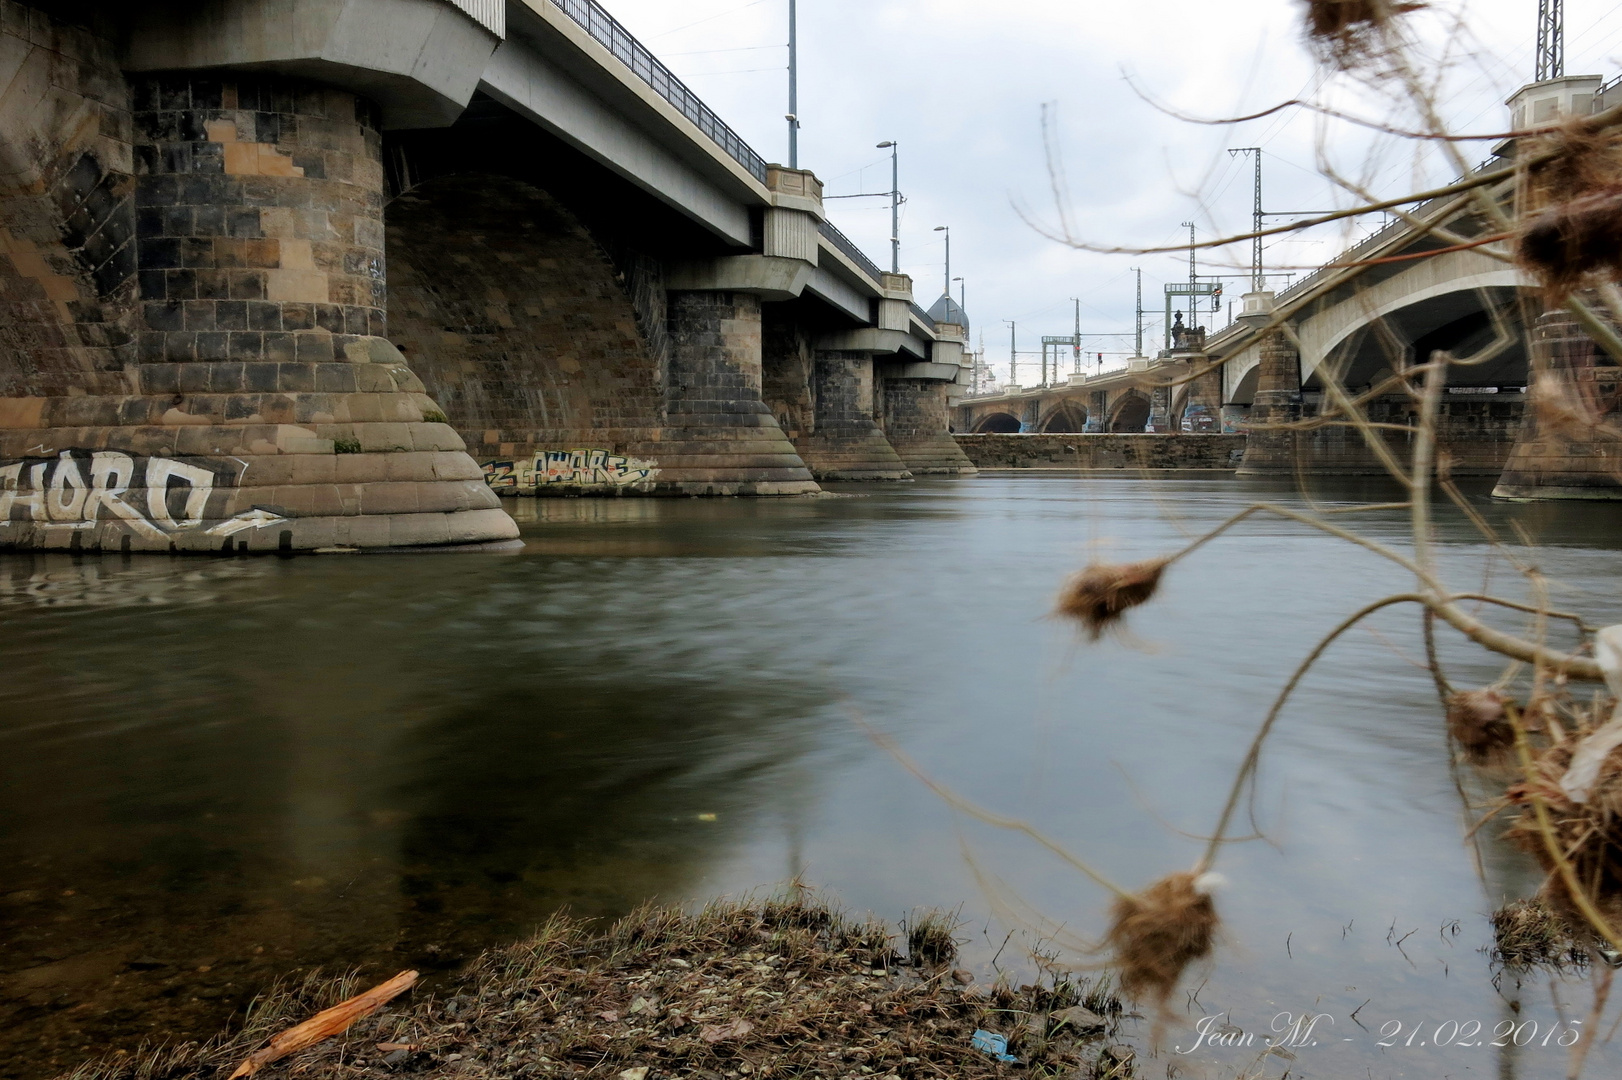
top-left (125, 0), bottom-right (502, 129)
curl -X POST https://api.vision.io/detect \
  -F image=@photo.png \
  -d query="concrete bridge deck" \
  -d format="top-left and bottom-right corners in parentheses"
top-left (0, 0), bottom-right (973, 552)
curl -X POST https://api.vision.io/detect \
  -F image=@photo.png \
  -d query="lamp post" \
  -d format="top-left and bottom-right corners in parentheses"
top-left (952, 276), bottom-right (964, 313)
top-left (786, 0), bottom-right (799, 167)
top-left (877, 140), bottom-right (899, 273)
top-left (932, 225), bottom-right (950, 297)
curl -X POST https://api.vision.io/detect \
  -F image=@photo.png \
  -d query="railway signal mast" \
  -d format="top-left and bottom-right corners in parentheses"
top-left (1536, 0), bottom-right (1563, 81)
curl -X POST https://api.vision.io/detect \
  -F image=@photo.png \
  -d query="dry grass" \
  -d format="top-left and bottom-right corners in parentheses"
top-left (1505, 740), bottom-right (1622, 930)
top-left (1517, 189), bottom-right (1622, 302)
top-left (1516, 119), bottom-right (1622, 300)
top-left (1300, 0), bottom-right (1425, 70)
top-left (1494, 688), bottom-right (1622, 944)
top-left (1053, 559), bottom-right (1167, 641)
top-left (1446, 688), bottom-right (1515, 764)
top-left (1103, 873), bottom-right (1218, 1012)
top-left (59, 898), bottom-right (1128, 1080)
top-left (1490, 898), bottom-right (1592, 972)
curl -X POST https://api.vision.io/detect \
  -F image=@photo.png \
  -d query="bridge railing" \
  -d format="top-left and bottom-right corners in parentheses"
top-left (817, 220), bottom-right (886, 284)
top-left (1275, 154), bottom-right (1504, 309)
top-left (546, 0), bottom-right (769, 184)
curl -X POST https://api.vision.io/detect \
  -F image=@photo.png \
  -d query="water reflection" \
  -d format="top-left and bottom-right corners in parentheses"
top-left (0, 571), bottom-right (823, 1078)
top-left (0, 554), bottom-right (277, 610)
top-left (0, 475), bottom-right (1618, 1080)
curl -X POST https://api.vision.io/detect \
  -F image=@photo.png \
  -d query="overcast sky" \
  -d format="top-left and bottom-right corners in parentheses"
top-left (594, 0), bottom-right (1622, 382)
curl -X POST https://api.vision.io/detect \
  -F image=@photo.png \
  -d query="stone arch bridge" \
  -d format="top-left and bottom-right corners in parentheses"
top-left (957, 119), bottom-right (1619, 500)
top-left (0, 0), bottom-right (973, 553)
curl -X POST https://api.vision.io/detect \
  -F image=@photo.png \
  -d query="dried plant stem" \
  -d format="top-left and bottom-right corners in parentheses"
top-left (1045, 159), bottom-right (1523, 256)
top-left (1408, 354), bottom-right (1446, 582)
top-left (1449, 594), bottom-right (1597, 636)
top-left (1423, 609), bottom-right (1453, 701)
top-left (1197, 593), bottom-right (1430, 874)
top-left (853, 715), bottom-right (1132, 901)
top-left (1162, 500), bottom-right (1602, 682)
top-left (1569, 965), bottom-right (1612, 1080)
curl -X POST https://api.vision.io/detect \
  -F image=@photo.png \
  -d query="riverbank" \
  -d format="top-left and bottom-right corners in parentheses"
top-left (64, 899), bottom-right (1127, 1080)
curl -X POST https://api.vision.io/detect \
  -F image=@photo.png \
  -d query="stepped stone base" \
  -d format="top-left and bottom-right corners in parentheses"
top-left (1493, 312), bottom-right (1622, 500)
top-left (0, 343), bottom-right (518, 551)
top-left (881, 377), bottom-right (977, 476)
top-left (887, 432), bottom-right (978, 475)
top-left (661, 290), bottom-right (818, 495)
top-left (647, 429), bottom-right (820, 495)
top-left (792, 429), bottom-right (913, 481)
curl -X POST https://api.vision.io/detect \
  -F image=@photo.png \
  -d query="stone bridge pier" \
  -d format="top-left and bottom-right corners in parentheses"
top-left (778, 346), bottom-right (911, 481)
top-left (663, 290), bottom-right (817, 494)
top-left (1494, 307), bottom-right (1622, 499)
top-left (0, 5), bottom-right (515, 552)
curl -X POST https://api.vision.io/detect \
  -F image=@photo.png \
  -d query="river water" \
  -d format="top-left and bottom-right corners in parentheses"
top-left (2, 474), bottom-right (1620, 1079)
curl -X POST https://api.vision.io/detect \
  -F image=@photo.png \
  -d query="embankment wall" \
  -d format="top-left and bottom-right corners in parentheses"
top-left (954, 434), bottom-right (1245, 470)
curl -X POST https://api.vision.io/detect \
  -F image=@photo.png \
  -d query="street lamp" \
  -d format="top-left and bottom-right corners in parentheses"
top-left (933, 225), bottom-right (950, 297)
top-left (786, 0), bottom-right (799, 167)
top-left (952, 276), bottom-right (964, 313)
top-left (877, 140), bottom-right (899, 273)
top-left (1004, 319), bottom-right (1017, 387)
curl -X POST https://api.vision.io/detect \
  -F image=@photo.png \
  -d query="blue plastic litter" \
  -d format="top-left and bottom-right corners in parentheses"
top-left (970, 1029), bottom-right (1018, 1063)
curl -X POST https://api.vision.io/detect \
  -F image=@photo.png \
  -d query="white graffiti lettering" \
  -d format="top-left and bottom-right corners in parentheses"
top-left (483, 448), bottom-right (659, 491)
top-left (0, 452), bottom-right (227, 538)
top-left (47, 452), bottom-right (91, 524)
top-left (205, 508), bottom-right (288, 537)
top-left (144, 458), bottom-right (216, 531)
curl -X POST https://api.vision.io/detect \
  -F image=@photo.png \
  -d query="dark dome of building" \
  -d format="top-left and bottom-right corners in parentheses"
top-left (926, 293), bottom-right (969, 330)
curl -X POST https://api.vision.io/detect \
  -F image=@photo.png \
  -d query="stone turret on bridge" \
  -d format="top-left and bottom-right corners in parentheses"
top-left (0, 0), bottom-right (972, 553)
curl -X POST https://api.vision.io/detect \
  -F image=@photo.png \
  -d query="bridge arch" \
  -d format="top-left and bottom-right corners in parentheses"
top-left (974, 412), bottom-right (1022, 433)
top-left (386, 174), bottom-right (665, 471)
top-left (1108, 391), bottom-right (1151, 432)
top-left (1299, 251), bottom-right (1527, 388)
top-left (1228, 365), bottom-right (1261, 406)
top-left (1038, 401), bottom-right (1088, 433)
top-left (1170, 386), bottom-right (1190, 430)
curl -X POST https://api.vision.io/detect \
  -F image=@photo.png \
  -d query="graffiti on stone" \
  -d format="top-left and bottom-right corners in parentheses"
top-left (1181, 404), bottom-right (1218, 432)
top-left (0, 450), bottom-right (283, 539)
top-left (483, 449), bottom-right (659, 492)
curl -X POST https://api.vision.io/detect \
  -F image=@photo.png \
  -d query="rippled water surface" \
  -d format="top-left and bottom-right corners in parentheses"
top-left (4, 475), bottom-right (1622, 1079)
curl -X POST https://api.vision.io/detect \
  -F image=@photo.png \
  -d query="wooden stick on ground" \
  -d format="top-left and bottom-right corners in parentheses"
top-left (228, 970), bottom-right (419, 1078)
